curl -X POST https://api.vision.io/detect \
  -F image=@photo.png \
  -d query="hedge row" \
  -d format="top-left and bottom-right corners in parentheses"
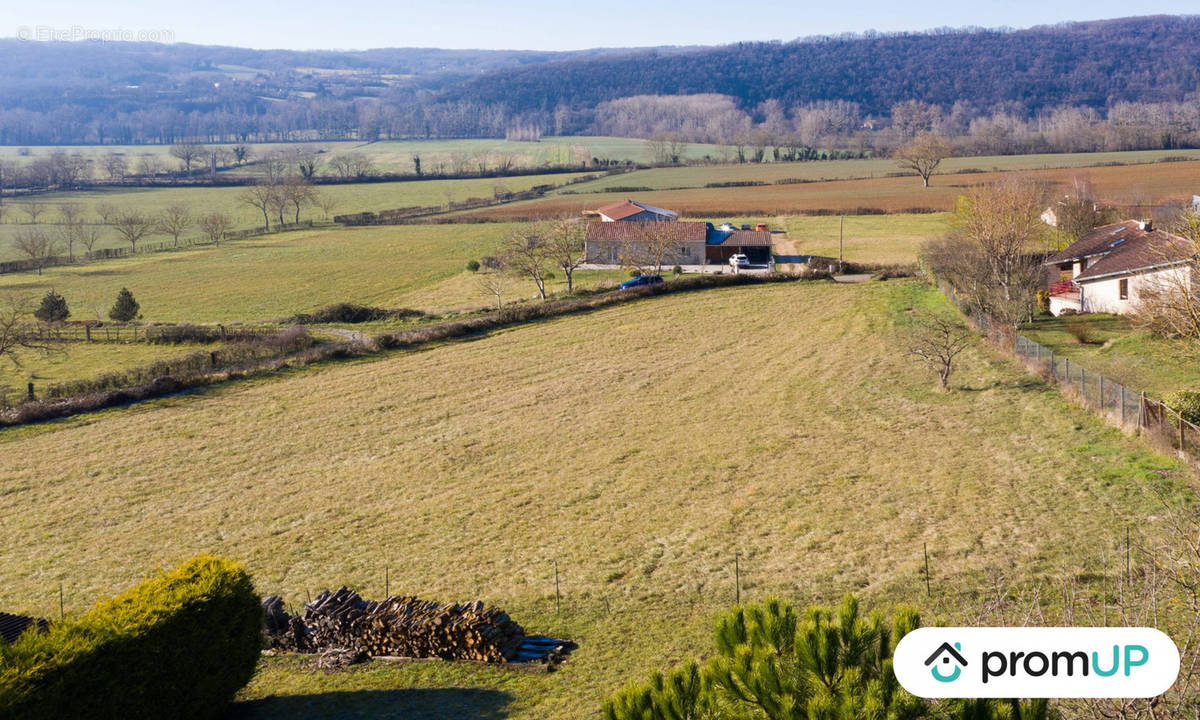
top-left (0, 556), bottom-right (262, 720)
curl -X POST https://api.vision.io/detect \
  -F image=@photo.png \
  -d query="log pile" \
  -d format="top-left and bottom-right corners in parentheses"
top-left (261, 588), bottom-right (574, 666)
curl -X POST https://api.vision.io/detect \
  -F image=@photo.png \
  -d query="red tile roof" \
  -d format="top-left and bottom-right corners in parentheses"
top-left (585, 221), bottom-right (707, 243)
top-left (594, 199), bottom-right (677, 221)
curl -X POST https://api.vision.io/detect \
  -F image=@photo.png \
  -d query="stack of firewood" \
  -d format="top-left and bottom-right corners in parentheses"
top-left (265, 587), bottom-right (523, 662)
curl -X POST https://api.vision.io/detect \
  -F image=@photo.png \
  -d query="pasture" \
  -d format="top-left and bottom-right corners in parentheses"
top-left (0, 172), bottom-right (594, 262)
top-left (0, 224), bottom-right (619, 323)
top-left (0, 279), bottom-right (1188, 719)
top-left (0, 340), bottom-right (212, 402)
top-left (456, 158), bottom-right (1200, 220)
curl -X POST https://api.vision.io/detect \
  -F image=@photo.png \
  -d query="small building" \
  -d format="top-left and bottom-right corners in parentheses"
top-left (1044, 220), bottom-right (1194, 316)
top-left (591, 199), bottom-right (678, 223)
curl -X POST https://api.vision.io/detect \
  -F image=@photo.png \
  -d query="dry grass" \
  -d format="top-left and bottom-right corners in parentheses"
top-left (457, 160), bottom-right (1200, 220)
top-left (0, 341), bottom-right (212, 399)
top-left (0, 279), bottom-right (1188, 719)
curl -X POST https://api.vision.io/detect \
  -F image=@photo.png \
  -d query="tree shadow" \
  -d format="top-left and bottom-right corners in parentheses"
top-left (226, 687), bottom-right (513, 720)
top-left (956, 377), bottom-right (1047, 393)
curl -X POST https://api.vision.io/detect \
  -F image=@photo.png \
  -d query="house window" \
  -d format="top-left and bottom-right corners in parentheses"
top-left (1119, 278), bottom-right (1129, 300)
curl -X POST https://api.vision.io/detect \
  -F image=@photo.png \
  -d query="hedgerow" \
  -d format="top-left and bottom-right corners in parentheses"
top-left (0, 555), bottom-right (262, 720)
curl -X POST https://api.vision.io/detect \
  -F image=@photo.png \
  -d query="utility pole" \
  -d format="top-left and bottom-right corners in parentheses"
top-left (839, 214), bottom-right (845, 266)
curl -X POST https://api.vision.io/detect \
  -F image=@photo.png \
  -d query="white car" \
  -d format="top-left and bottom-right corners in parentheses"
top-left (729, 254), bottom-right (750, 268)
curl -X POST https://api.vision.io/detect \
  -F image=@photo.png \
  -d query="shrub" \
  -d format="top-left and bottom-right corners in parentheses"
top-left (1165, 391), bottom-right (1200, 424)
top-left (671, 264), bottom-right (682, 277)
top-left (629, 268), bottom-right (642, 278)
top-left (1065, 315), bottom-right (1097, 344)
top-left (33, 290), bottom-right (69, 323)
top-left (0, 555), bottom-right (262, 720)
top-left (282, 303), bottom-right (424, 325)
top-left (465, 259), bottom-right (481, 272)
top-left (1036, 288), bottom-right (1051, 315)
top-left (108, 288), bottom-right (140, 322)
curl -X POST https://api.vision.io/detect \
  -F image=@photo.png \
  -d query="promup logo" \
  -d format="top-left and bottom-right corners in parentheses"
top-left (894, 628), bottom-right (1179, 698)
top-left (926, 641), bottom-right (967, 682)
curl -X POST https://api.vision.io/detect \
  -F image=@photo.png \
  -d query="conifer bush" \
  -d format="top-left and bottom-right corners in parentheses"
top-left (0, 555), bottom-right (262, 720)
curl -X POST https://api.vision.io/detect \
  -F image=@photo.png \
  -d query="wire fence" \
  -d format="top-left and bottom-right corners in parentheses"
top-left (940, 281), bottom-right (1200, 465)
top-left (24, 323), bottom-right (281, 344)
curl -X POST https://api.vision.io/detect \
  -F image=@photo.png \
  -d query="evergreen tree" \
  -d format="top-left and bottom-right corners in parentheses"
top-left (33, 289), bottom-right (69, 323)
top-left (108, 287), bottom-right (140, 322)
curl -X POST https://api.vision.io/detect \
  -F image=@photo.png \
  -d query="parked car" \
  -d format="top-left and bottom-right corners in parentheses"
top-left (619, 274), bottom-right (664, 290)
top-left (729, 254), bottom-right (750, 268)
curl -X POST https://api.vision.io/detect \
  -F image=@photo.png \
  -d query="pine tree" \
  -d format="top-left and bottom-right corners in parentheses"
top-left (108, 287), bottom-right (141, 322)
top-left (33, 289), bottom-right (69, 323)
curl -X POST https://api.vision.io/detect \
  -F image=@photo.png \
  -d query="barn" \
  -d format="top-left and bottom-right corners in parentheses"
top-left (705, 227), bottom-right (773, 264)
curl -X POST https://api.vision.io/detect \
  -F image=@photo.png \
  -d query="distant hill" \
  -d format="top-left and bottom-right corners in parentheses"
top-left (1, 15), bottom-right (1199, 146)
top-left (437, 15), bottom-right (1200, 117)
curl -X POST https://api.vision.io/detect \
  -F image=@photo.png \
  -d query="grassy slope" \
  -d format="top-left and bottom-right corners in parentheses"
top-left (0, 341), bottom-right (212, 396)
top-left (0, 280), bottom-right (1188, 719)
top-left (1020, 314), bottom-right (1200, 398)
top-left (0, 173), bottom-right (594, 262)
top-left (0, 224), bottom-right (621, 322)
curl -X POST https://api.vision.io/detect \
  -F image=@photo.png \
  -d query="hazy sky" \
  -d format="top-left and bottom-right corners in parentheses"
top-left (3, 0), bottom-right (1197, 51)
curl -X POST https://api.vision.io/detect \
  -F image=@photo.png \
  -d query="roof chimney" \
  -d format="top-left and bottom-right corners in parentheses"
top-left (1138, 219), bottom-right (1154, 232)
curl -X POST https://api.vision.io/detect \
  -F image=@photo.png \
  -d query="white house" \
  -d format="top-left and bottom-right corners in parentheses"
top-left (1044, 220), bottom-right (1194, 316)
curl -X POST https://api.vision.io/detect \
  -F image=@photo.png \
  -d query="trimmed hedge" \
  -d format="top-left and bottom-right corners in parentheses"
top-left (0, 556), bottom-right (262, 720)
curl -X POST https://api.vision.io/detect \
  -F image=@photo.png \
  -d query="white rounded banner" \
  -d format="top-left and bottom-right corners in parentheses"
top-left (893, 627), bottom-right (1179, 698)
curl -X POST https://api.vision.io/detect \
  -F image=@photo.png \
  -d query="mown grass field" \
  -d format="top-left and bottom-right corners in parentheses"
top-left (0, 172), bottom-right (594, 262)
top-left (0, 224), bottom-right (620, 323)
top-left (780, 213), bottom-right (951, 265)
top-left (1020, 314), bottom-right (1200, 398)
top-left (0, 340), bottom-right (212, 400)
top-left (458, 159), bottom-right (1200, 220)
top-left (552, 149), bottom-right (1200, 192)
top-left (0, 279), bottom-right (1189, 719)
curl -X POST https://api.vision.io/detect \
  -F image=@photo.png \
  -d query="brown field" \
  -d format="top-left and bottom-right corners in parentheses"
top-left (453, 160), bottom-right (1200, 221)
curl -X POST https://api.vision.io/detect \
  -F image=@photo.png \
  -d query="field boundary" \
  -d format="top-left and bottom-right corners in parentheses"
top-left (938, 280), bottom-right (1200, 468)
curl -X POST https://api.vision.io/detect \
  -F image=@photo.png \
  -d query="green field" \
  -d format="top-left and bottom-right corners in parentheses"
top-left (0, 172), bottom-right (594, 262)
top-left (1020, 314), bottom-right (1200, 398)
top-left (552, 148), bottom-right (1200, 192)
top-left (780, 212), bottom-right (950, 265)
top-left (0, 340), bottom-right (214, 401)
top-left (0, 224), bottom-right (623, 323)
top-left (0, 279), bottom-right (1188, 719)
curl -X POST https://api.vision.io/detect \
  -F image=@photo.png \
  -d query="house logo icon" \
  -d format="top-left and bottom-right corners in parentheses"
top-left (925, 641), bottom-right (968, 682)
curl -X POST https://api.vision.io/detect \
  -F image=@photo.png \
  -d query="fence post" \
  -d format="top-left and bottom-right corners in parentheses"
top-left (1121, 385), bottom-right (1126, 425)
top-left (1099, 375), bottom-right (1105, 410)
top-left (85, 325), bottom-right (91, 342)
top-left (1139, 392), bottom-right (1145, 432)
top-left (26, 382), bottom-right (34, 401)
top-left (1081, 367), bottom-right (1087, 404)
top-left (1180, 410), bottom-right (1186, 455)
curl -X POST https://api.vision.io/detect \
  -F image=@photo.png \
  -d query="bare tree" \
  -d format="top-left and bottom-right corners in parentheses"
top-left (199, 212), bottom-right (234, 245)
top-left (1133, 211), bottom-right (1200, 351)
top-left (545, 219), bottom-right (587, 293)
top-left (894, 132), bottom-right (954, 187)
top-left (102, 153), bottom-right (128, 181)
top-left (316, 191), bottom-right (338, 220)
top-left (280, 178), bottom-right (314, 224)
top-left (158, 204), bottom-right (193, 247)
top-left (619, 221), bottom-right (682, 274)
top-left (502, 225), bottom-right (553, 299)
top-left (78, 225), bottom-right (102, 259)
top-left (111, 211), bottom-right (157, 253)
top-left (908, 312), bottom-right (974, 389)
top-left (19, 201), bottom-right (45, 224)
top-left (94, 202), bottom-right (119, 225)
top-left (169, 142), bottom-right (205, 175)
top-left (239, 182), bottom-right (278, 231)
top-left (328, 153), bottom-right (375, 180)
top-left (232, 144), bottom-right (253, 166)
top-left (0, 295), bottom-right (58, 370)
top-left (136, 154), bottom-right (166, 178)
top-left (12, 228), bottom-right (58, 274)
top-left (476, 255), bottom-right (514, 310)
top-left (292, 146), bottom-right (322, 179)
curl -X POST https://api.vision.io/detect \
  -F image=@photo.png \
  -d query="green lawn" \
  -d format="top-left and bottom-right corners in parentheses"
top-left (781, 213), bottom-right (950, 265)
top-left (1020, 313), bottom-right (1200, 398)
top-left (0, 340), bottom-right (213, 402)
top-left (0, 279), bottom-right (1189, 719)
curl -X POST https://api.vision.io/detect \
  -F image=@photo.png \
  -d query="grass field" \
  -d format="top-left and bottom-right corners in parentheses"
top-left (1020, 314), bottom-right (1200, 398)
top-left (779, 213), bottom-right (951, 265)
top-left (0, 279), bottom-right (1189, 719)
top-left (553, 149), bottom-right (1200, 193)
top-left (0, 224), bottom-right (623, 322)
top-left (0, 340), bottom-right (214, 400)
top-left (458, 159), bottom-right (1200, 221)
top-left (0, 172), bottom-right (595, 263)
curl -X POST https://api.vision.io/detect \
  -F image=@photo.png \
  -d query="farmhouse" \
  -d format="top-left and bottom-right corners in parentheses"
top-left (584, 221), bottom-right (774, 266)
top-left (591, 199), bottom-right (678, 222)
top-left (1044, 220), bottom-right (1195, 315)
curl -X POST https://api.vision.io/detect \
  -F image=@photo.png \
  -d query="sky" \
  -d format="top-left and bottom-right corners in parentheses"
top-left (2, 0), bottom-right (1197, 51)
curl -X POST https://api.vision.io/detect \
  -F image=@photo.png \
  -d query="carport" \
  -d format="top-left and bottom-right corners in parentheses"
top-left (705, 229), bottom-right (773, 264)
